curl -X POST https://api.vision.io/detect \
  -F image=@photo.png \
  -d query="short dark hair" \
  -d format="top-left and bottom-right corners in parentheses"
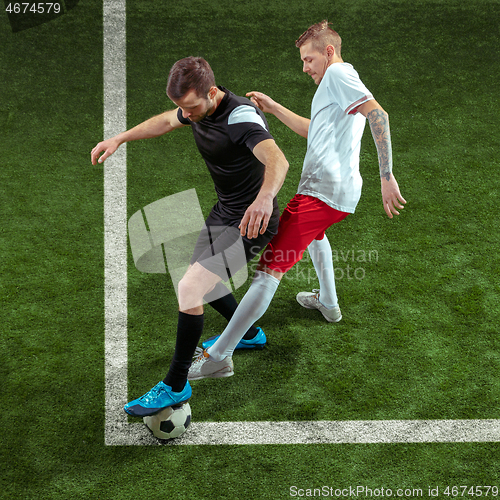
top-left (166, 57), bottom-right (216, 100)
top-left (295, 20), bottom-right (342, 56)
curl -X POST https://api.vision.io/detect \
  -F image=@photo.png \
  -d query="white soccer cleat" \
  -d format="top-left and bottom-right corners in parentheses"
top-left (188, 349), bottom-right (234, 381)
top-left (296, 289), bottom-right (342, 323)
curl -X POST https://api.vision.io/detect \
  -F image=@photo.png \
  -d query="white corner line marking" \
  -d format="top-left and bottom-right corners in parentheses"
top-left (103, 0), bottom-right (128, 446)
top-left (102, 0), bottom-right (500, 446)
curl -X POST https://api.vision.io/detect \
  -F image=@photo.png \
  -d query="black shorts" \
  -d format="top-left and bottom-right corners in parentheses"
top-left (189, 206), bottom-right (278, 280)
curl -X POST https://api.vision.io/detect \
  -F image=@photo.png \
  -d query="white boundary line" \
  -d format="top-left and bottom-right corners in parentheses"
top-left (103, 0), bottom-right (500, 446)
top-left (106, 419), bottom-right (500, 447)
top-left (103, 0), bottom-right (129, 446)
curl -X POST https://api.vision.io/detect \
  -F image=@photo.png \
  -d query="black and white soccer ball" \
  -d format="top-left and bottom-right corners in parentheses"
top-left (143, 402), bottom-right (191, 440)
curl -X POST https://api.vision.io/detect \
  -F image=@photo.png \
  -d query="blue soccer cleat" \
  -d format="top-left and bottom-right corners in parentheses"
top-left (202, 327), bottom-right (266, 350)
top-left (124, 381), bottom-right (192, 417)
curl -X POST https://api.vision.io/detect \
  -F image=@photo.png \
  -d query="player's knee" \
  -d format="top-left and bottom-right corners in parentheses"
top-left (248, 270), bottom-right (281, 318)
top-left (177, 276), bottom-right (203, 310)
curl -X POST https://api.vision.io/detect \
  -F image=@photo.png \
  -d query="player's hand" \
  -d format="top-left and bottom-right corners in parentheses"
top-left (381, 174), bottom-right (406, 218)
top-left (91, 137), bottom-right (121, 165)
top-left (239, 195), bottom-right (273, 239)
top-left (246, 91), bottom-right (278, 115)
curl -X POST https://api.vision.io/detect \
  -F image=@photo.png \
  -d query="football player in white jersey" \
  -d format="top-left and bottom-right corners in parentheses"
top-left (189, 20), bottom-right (406, 381)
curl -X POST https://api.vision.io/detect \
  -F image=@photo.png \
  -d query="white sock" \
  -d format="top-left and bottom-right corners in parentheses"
top-left (207, 271), bottom-right (280, 361)
top-left (308, 236), bottom-right (338, 308)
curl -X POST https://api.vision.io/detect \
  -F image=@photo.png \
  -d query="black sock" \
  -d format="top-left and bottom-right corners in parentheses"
top-left (205, 283), bottom-right (259, 340)
top-left (163, 311), bottom-right (204, 392)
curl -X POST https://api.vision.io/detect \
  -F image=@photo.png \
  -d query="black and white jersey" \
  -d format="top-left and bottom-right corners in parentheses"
top-left (177, 86), bottom-right (279, 227)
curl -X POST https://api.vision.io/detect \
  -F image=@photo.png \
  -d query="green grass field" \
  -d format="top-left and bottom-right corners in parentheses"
top-left (2, 0), bottom-right (500, 498)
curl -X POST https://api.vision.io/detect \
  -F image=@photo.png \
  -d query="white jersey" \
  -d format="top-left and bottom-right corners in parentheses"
top-left (297, 63), bottom-right (373, 213)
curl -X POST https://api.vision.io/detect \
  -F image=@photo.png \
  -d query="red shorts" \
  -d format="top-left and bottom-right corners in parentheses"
top-left (259, 194), bottom-right (349, 273)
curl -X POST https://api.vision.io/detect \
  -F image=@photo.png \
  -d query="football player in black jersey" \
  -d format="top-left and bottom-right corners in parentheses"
top-left (92, 57), bottom-right (289, 416)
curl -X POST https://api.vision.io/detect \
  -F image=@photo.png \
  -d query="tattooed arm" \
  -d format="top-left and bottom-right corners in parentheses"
top-left (358, 99), bottom-right (407, 218)
top-left (367, 107), bottom-right (393, 180)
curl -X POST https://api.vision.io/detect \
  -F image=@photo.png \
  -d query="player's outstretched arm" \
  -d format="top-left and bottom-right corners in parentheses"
top-left (246, 91), bottom-right (310, 138)
top-left (239, 139), bottom-right (289, 239)
top-left (358, 99), bottom-right (407, 219)
top-left (90, 109), bottom-right (185, 165)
